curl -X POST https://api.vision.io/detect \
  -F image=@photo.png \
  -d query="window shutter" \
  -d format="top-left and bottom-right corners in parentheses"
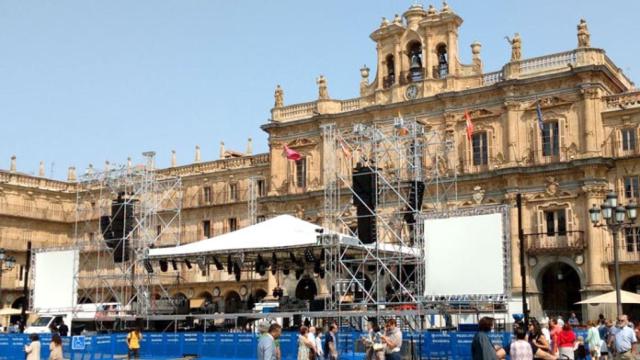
top-left (488, 131), bottom-right (495, 168)
top-left (466, 134), bottom-right (473, 171)
top-left (566, 207), bottom-right (575, 232)
top-left (559, 118), bottom-right (566, 159)
top-left (615, 128), bottom-right (622, 156)
top-left (537, 209), bottom-right (545, 234)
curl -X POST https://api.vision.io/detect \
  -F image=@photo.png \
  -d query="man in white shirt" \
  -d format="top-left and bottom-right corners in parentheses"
top-left (611, 315), bottom-right (637, 359)
top-left (381, 319), bottom-right (402, 360)
top-left (307, 326), bottom-right (317, 356)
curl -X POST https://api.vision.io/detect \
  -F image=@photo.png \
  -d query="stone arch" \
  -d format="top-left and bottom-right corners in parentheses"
top-left (533, 259), bottom-right (583, 320)
top-left (531, 256), bottom-right (586, 292)
top-left (224, 290), bottom-right (242, 314)
top-left (622, 275), bottom-right (640, 322)
top-left (295, 276), bottom-right (318, 301)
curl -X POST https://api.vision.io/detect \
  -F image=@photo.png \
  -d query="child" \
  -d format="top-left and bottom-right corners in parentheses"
top-left (574, 335), bottom-right (587, 360)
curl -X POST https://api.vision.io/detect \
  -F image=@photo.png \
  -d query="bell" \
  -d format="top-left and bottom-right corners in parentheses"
top-left (410, 54), bottom-right (421, 70)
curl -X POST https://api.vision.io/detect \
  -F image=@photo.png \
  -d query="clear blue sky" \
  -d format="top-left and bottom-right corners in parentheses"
top-left (1, 1), bottom-right (638, 179)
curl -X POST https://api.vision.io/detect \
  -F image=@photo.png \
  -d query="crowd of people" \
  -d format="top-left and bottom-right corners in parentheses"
top-left (257, 318), bottom-right (403, 360)
top-left (472, 313), bottom-right (640, 360)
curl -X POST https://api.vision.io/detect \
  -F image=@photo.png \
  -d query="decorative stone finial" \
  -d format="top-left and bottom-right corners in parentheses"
top-left (471, 41), bottom-right (482, 58)
top-left (577, 18), bottom-right (590, 48)
top-left (86, 163), bottom-right (94, 175)
top-left (171, 150), bottom-right (177, 167)
top-left (380, 17), bottom-right (389, 27)
top-left (219, 142), bottom-right (225, 159)
top-left (38, 161), bottom-right (45, 177)
top-left (393, 14), bottom-right (402, 24)
top-left (441, 1), bottom-right (450, 13)
top-left (67, 166), bottom-right (77, 182)
top-left (427, 4), bottom-right (437, 15)
top-left (195, 145), bottom-right (202, 163)
top-left (127, 157), bottom-right (132, 171)
top-left (274, 85), bottom-right (284, 108)
top-left (9, 155), bottom-right (16, 173)
top-left (360, 65), bottom-right (370, 96)
top-left (104, 160), bottom-right (110, 172)
top-left (505, 33), bottom-right (522, 62)
top-left (317, 75), bottom-right (329, 100)
top-left (246, 138), bottom-right (253, 155)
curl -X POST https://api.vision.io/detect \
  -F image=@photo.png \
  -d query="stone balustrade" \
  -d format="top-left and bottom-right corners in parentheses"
top-left (271, 101), bottom-right (318, 122)
top-left (519, 50), bottom-right (577, 75)
top-left (482, 71), bottom-right (503, 86)
top-left (603, 91), bottom-right (640, 111)
top-left (159, 153), bottom-right (269, 177)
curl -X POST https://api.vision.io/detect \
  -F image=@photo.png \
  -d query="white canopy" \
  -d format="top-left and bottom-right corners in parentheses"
top-left (149, 215), bottom-right (323, 258)
top-left (576, 290), bottom-right (640, 305)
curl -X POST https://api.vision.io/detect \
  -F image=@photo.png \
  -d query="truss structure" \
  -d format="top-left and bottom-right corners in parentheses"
top-left (73, 152), bottom-right (182, 321)
top-left (321, 116), bottom-right (458, 314)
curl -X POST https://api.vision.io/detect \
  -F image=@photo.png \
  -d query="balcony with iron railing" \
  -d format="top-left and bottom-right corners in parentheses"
top-left (525, 230), bottom-right (585, 255)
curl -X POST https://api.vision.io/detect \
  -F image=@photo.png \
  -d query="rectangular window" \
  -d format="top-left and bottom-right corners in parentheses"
top-left (472, 132), bottom-right (488, 166)
top-left (229, 184), bottom-right (238, 202)
top-left (542, 121), bottom-right (560, 157)
top-left (202, 220), bottom-right (211, 238)
top-left (257, 179), bottom-right (266, 197)
top-left (295, 158), bottom-right (306, 188)
top-left (625, 227), bottom-right (640, 252)
top-left (625, 176), bottom-right (640, 199)
top-left (228, 218), bottom-right (237, 232)
top-left (622, 129), bottom-right (637, 152)
top-left (203, 186), bottom-right (212, 203)
top-left (544, 209), bottom-right (567, 236)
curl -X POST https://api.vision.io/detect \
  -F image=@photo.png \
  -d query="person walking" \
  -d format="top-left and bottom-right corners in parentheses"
top-left (324, 324), bottom-right (339, 360)
top-left (557, 323), bottom-right (577, 359)
top-left (298, 326), bottom-right (316, 360)
top-left (382, 318), bottom-right (403, 360)
top-left (126, 327), bottom-right (143, 359)
top-left (509, 326), bottom-right (533, 360)
top-left (24, 333), bottom-right (41, 360)
top-left (527, 319), bottom-right (554, 359)
top-left (258, 323), bottom-right (281, 360)
top-left (307, 326), bottom-right (318, 359)
top-left (585, 320), bottom-right (601, 359)
top-left (362, 321), bottom-right (384, 360)
top-left (315, 329), bottom-right (324, 360)
top-left (49, 334), bottom-right (63, 360)
top-left (610, 315), bottom-right (637, 359)
top-left (601, 319), bottom-right (615, 360)
top-left (471, 317), bottom-right (506, 360)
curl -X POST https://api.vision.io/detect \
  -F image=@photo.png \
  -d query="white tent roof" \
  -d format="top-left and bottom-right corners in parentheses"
top-left (576, 290), bottom-right (640, 304)
top-left (149, 215), bottom-right (322, 258)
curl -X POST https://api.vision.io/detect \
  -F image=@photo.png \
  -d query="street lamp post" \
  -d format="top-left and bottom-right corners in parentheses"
top-left (589, 190), bottom-right (638, 316)
top-left (0, 248), bottom-right (17, 309)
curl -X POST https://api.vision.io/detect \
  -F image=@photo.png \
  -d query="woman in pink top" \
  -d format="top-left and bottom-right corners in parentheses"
top-left (556, 323), bottom-right (577, 360)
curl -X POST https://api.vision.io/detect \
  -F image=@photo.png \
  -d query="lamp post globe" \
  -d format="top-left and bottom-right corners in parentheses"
top-left (589, 204), bottom-right (601, 225)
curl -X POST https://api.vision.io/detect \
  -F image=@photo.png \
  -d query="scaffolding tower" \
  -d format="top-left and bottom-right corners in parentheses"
top-left (321, 116), bottom-right (458, 317)
top-left (73, 152), bottom-right (182, 322)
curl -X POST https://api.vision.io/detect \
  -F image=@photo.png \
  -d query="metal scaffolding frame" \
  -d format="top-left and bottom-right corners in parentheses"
top-left (73, 152), bottom-right (182, 322)
top-left (321, 116), bottom-right (458, 317)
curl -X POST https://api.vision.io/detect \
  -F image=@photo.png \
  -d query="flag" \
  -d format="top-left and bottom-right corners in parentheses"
top-left (464, 111), bottom-right (474, 141)
top-left (339, 139), bottom-right (352, 158)
top-left (536, 100), bottom-right (545, 132)
top-left (283, 144), bottom-right (302, 161)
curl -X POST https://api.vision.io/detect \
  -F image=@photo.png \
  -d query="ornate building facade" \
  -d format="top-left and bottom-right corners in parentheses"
top-left (1, 4), bottom-right (640, 322)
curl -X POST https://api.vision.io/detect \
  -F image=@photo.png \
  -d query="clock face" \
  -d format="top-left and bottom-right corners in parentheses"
top-left (405, 84), bottom-right (418, 100)
top-left (213, 287), bottom-right (221, 297)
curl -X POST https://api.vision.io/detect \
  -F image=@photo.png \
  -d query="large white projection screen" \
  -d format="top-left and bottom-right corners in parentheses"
top-left (33, 249), bottom-right (78, 310)
top-left (424, 211), bottom-right (507, 297)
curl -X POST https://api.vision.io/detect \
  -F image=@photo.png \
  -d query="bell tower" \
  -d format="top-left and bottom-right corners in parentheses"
top-left (368, 3), bottom-right (475, 99)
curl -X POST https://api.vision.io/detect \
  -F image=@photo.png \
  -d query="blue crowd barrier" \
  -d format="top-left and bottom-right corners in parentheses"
top-left (0, 329), bottom-right (591, 360)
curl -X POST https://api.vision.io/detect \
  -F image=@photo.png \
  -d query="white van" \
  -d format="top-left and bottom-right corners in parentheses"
top-left (24, 313), bottom-right (70, 334)
top-left (24, 303), bottom-right (124, 335)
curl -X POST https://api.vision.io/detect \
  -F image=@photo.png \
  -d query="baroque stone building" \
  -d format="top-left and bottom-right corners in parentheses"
top-left (2, 4), bottom-right (640, 322)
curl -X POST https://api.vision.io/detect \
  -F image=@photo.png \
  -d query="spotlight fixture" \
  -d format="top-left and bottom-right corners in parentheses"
top-left (184, 259), bottom-right (192, 269)
top-left (304, 249), bottom-right (316, 263)
top-left (197, 258), bottom-right (206, 273)
top-left (227, 255), bottom-right (233, 275)
top-left (159, 260), bottom-right (168, 272)
top-left (233, 262), bottom-right (242, 282)
top-left (282, 265), bottom-right (290, 276)
top-left (295, 269), bottom-right (304, 280)
top-left (213, 257), bottom-right (224, 271)
top-left (289, 252), bottom-right (297, 264)
top-left (143, 259), bottom-right (154, 273)
top-left (171, 260), bottom-right (178, 271)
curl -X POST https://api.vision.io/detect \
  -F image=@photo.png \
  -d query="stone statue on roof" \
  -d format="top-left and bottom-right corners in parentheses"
top-left (274, 84), bottom-right (284, 108)
top-left (505, 33), bottom-right (522, 62)
top-left (577, 19), bottom-right (590, 48)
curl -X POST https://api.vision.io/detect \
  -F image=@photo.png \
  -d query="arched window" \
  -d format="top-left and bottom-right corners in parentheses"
top-left (407, 41), bottom-right (423, 81)
top-left (384, 54), bottom-right (395, 88)
top-left (436, 43), bottom-right (449, 78)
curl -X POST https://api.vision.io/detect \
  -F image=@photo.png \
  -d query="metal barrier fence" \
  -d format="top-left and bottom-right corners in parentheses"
top-left (0, 330), bottom-right (589, 360)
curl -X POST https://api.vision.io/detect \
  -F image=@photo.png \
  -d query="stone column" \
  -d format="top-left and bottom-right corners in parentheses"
top-left (67, 167), bottom-right (77, 182)
top-left (38, 161), bottom-right (45, 177)
top-left (504, 101), bottom-right (520, 164)
top-left (9, 156), bottom-right (16, 173)
top-left (581, 86), bottom-right (600, 155)
top-left (171, 150), bottom-right (177, 167)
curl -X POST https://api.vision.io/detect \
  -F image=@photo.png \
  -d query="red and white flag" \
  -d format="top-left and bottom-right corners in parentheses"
top-left (339, 139), bottom-right (352, 158)
top-left (464, 111), bottom-right (474, 141)
top-left (283, 144), bottom-right (302, 161)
